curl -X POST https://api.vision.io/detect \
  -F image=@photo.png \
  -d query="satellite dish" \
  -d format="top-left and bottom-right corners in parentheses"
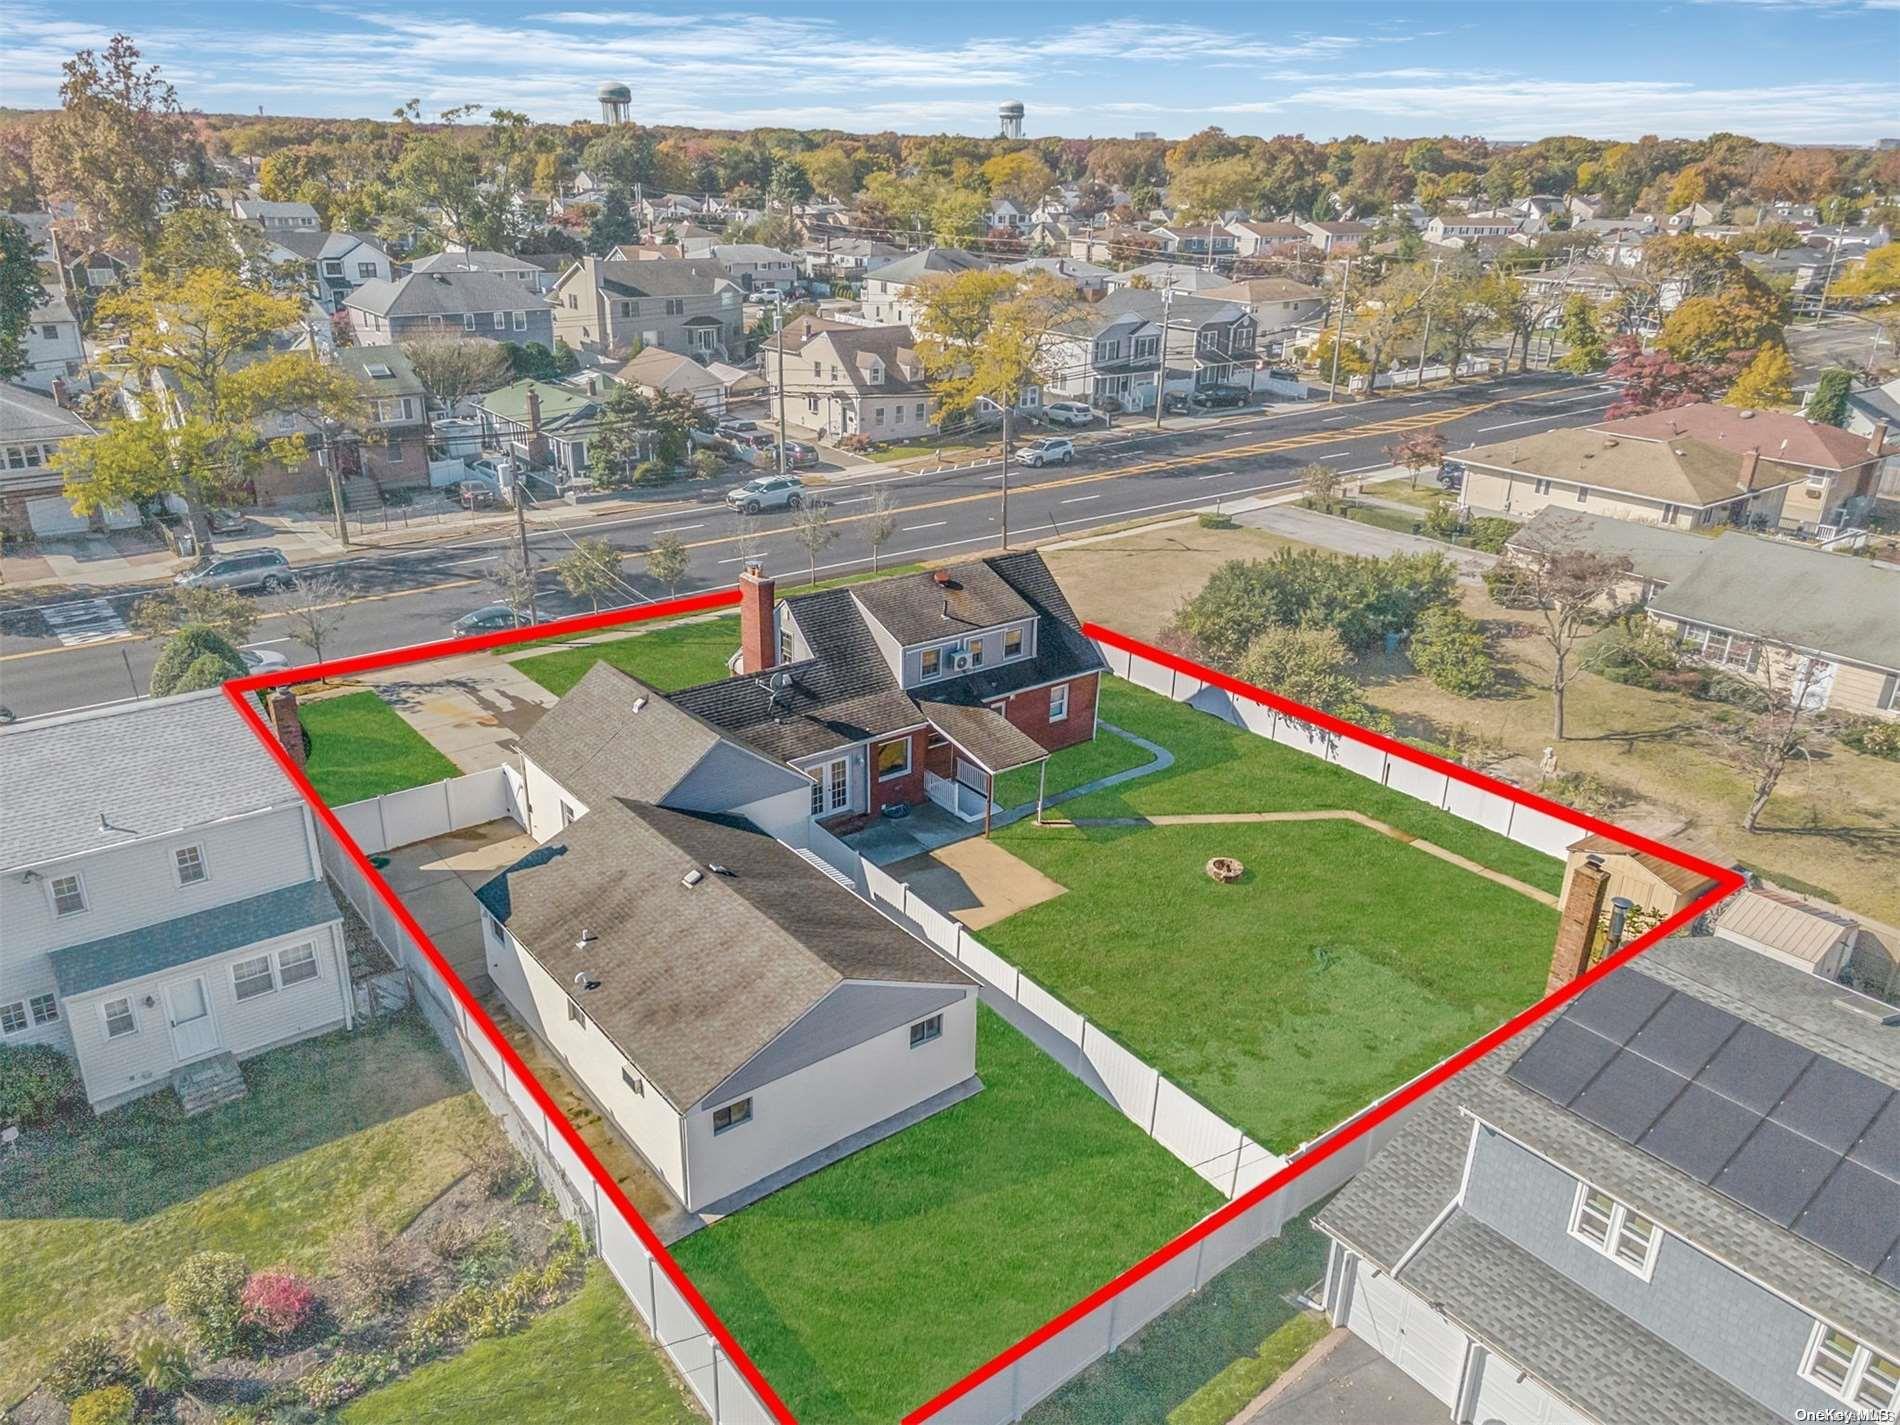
top-left (771, 670), bottom-right (793, 691)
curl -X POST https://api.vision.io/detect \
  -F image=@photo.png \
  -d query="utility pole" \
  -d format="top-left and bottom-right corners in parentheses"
top-left (1414, 256), bottom-right (1445, 389)
top-left (1327, 256), bottom-right (1351, 404)
top-left (302, 318), bottom-right (351, 549)
top-left (512, 478), bottom-right (538, 625)
top-left (772, 292), bottom-right (788, 477)
top-left (999, 396), bottom-right (1012, 549)
top-left (1152, 283), bottom-right (1174, 429)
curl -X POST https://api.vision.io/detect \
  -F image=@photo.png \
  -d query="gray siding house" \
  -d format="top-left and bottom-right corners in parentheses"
top-left (343, 271), bottom-right (556, 348)
top-left (549, 256), bottom-right (746, 361)
top-left (1317, 933), bottom-right (1899, 1424)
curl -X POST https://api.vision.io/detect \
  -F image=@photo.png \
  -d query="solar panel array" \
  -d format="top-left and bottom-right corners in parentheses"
top-left (1506, 968), bottom-right (1900, 1288)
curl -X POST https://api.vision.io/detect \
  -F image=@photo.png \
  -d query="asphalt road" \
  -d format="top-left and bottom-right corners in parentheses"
top-left (0, 373), bottom-right (1612, 721)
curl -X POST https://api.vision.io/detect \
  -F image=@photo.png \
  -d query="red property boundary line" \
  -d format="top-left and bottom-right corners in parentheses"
top-left (901, 623), bottom-right (1745, 1423)
top-left (214, 592), bottom-right (1742, 1425)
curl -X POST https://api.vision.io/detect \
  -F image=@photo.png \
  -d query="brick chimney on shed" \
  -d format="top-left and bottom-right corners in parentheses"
top-left (268, 689), bottom-right (306, 767)
top-left (1735, 447), bottom-right (1761, 494)
top-left (738, 563), bottom-right (776, 674)
top-left (1548, 856), bottom-right (1610, 993)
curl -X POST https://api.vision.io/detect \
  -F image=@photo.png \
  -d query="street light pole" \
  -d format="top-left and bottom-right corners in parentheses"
top-left (1414, 256), bottom-right (1445, 389)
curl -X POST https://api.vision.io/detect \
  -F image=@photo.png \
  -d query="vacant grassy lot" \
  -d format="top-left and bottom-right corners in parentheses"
top-left (302, 689), bottom-right (461, 805)
top-left (993, 723), bottom-right (1157, 809)
top-left (1042, 524), bottom-right (1303, 644)
top-left (343, 1263), bottom-right (699, 1425)
top-left (0, 1015), bottom-right (481, 1402)
top-left (1026, 1210), bottom-right (1331, 1425)
top-left (670, 1006), bottom-right (1221, 1424)
top-left (514, 614), bottom-right (741, 696)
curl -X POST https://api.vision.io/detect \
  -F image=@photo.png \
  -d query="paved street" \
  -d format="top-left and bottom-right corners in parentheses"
top-left (0, 373), bottom-right (1611, 720)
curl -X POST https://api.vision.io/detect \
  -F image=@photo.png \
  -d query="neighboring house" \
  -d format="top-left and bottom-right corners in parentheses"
top-left (987, 197), bottom-right (1028, 231)
top-left (1200, 277), bottom-right (1327, 336)
top-left (1066, 224), bottom-right (1162, 266)
top-left (1458, 404), bottom-right (1889, 532)
top-left (1644, 532), bottom-right (1900, 719)
top-left (231, 196), bottom-right (320, 232)
top-left (1151, 223), bottom-right (1239, 259)
top-left (16, 290), bottom-right (84, 392)
top-left (705, 360), bottom-right (769, 403)
top-left (1423, 212), bottom-right (1524, 246)
top-left (705, 244), bottom-right (799, 294)
top-left (859, 247), bottom-right (991, 326)
top-left (0, 692), bottom-right (350, 1113)
top-left (409, 249), bottom-right (548, 289)
top-left (344, 271), bottom-right (557, 348)
top-left (1504, 507), bottom-right (1712, 605)
top-left (1841, 378), bottom-right (1900, 497)
top-left (1002, 255), bottom-right (1113, 295)
top-left (667, 553), bottom-right (1106, 832)
top-left (1101, 262), bottom-right (1235, 295)
top-left (256, 230), bottom-right (393, 314)
top-left (482, 675), bottom-right (978, 1214)
top-left (1714, 886), bottom-right (1869, 986)
top-left (771, 323), bottom-right (933, 441)
top-left (549, 256), bottom-right (746, 362)
top-left (613, 346), bottom-right (727, 416)
top-left (250, 345), bottom-right (431, 505)
top-left (1224, 219), bottom-right (1312, 256)
top-left (1567, 193), bottom-right (1611, 222)
top-left (1316, 932), bottom-right (1900, 1425)
top-left (472, 377), bottom-right (604, 481)
top-left (0, 381), bottom-right (106, 541)
top-left (1299, 219), bottom-right (1372, 254)
top-left (1041, 286), bottom-right (1258, 411)
top-left (798, 236), bottom-right (906, 279)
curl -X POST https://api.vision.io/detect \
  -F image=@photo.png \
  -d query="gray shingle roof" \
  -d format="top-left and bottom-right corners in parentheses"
top-left (475, 799), bottom-right (970, 1108)
top-left (0, 691), bottom-right (298, 872)
top-left (852, 561), bottom-right (1035, 645)
top-left (915, 700), bottom-right (1049, 773)
top-left (333, 344), bottom-right (424, 397)
top-left (866, 247), bottom-right (991, 287)
top-left (1647, 533), bottom-right (1900, 670)
top-left (346, 270), bottom-right (553, 319)
top-left (49, 878), bottom-right (341, 997)
top-left (584, 257), bottom-right (735, 299)
top-left (1506, 508), bottom-right (1712, 586)
top-left (0, 381), bottom-right (93, 446)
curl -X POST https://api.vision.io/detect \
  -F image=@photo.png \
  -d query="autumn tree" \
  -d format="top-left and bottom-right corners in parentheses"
top-left (1388, 428), bottom-right (1447, 489)
top-left (1494, 548), bottom-right (1632, 739)
top-left (146, 208), bottom-right (295, 290)
top-left (0, 218), bottom-right (47, 381)
top-left (979, 151), bottom-right (1055, 212)
top-left (1723, 343), bottom-right (1795, 409)
top-left (645, 531), bottom-right (690, 597)
top-left (31, 35), bottom-right (207, 250)
top-left (1604, 336), bottom-right (1746, 418)
top-left (552, 538), bottom-right (624, 611)
top-left (1553, 295), bottom-right (1609, 373)
top-left (401, 336), bottom-right (513, 407)
top-left (1656, 277), bottom-right (1785, 365)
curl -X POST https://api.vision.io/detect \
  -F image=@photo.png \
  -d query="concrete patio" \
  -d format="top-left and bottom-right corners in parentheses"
top-left (888, 837), bottom-right (1068, 931)
top-left (365, 653), bottom-right (557, 774)
top-left (376, 817), bottom-right (538, 991)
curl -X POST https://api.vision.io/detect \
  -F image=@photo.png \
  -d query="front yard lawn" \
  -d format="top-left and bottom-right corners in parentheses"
top-left (669, 1005), bottom-right (1221, 1424)
top-left (302, 689), bottom-right (461, 806)
top-left (0, 1014), bottom-right (482, 1402)
top-left (342, 1262), bottom-right (700, 1425)
top-left (992, 722), bottom-right (1157, 809)
top-left (513, 615), bottom-right (741, 697)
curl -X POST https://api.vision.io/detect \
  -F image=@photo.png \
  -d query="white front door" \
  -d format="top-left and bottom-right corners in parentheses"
top-left (164, 975), bottom-right (220, 1063)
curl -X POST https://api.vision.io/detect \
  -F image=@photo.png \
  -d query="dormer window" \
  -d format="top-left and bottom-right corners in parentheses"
top-left (1005, 628), bottom-right (1023, 658)
top-left (1804, 1325), bottom-right (1898, 1412)
top-left (1569, 1183), bottom-right (1660, 1278)
top-left (920, 648), bottom-right (942, 680)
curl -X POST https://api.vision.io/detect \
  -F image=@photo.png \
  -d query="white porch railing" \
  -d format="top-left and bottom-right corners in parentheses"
top-left (924, 769), bottom-right (991, 822)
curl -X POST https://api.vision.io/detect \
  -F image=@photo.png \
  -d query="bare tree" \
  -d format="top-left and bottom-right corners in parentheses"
top-left (1299, 461), bottom-right (1343, 510)
top-left (1497, 548), bottom-right (1631, 739)
top-left (646, 531), bottom-right (690, 597)
top-left (1704, 644), bottom-right (1838, 832)
top-left (865, 485), bottom-right (900, 571)
top-left (266, 574), bottom-right (347, 679)
top-left (552, 538), bottom-right (623, 612)
top-left (488, 548), bottom-right (538, 618)
top-left (400, 335), bottom-right (513, 409)
top-left (791, 497), bottom-right (837, 586)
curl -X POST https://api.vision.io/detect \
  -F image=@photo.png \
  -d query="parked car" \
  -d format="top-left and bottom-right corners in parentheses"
top-left (724, 474), bottom-right (805, 515)
top-left (456, 479), bottom-right (501, 510)
top-left (718, 419), bottom-right (761, 436)
top-left (239, 646), bottom-right (289, 675)
top-left (1018, 437), bottom-right (1075, 468)
top-left (174, 547), bottom-right (295, 593)
top-left (1437, 461), bottom-right (1465, 491)
top-left (1191, 385), bottom-right (1251, 410)
top-left (452, 603), bottom-right (530, 637)
top-left (206, 508), bottom-right (249, 535)
top-left (1044, 401), bottom-right (1098, 428)
top-left (777, 440), bottom-right (819, 469)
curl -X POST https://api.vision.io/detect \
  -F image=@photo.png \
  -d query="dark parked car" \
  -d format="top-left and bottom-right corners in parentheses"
top-left (206, 508), bottom-right (249, 535)
top-left (1437, 461), bottom-right (1465, 491)
top-left (456, 480), bottom-right (501, 510)
top-left (452, 603), bottom-right (530, 637)
top-left (1191, 385), bottom-right (1251, 409)
top-left (776, 440), bottom-right (819, 469)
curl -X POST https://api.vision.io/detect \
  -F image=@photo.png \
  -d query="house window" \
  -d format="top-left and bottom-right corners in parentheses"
top-left (622, 1067), bottom-right (644, 1096)
top-left (102, 997), bottom-right (137, 1040)
top-left (876, 737), bottom-right (912, 781)
top-left (492, 311), bottom-right (506, 330)
top-left (1803, 1325), bottom-right (1899, 1412)
top-left (920, 647), bottom-right (942, 680)
top-left (29, 993), bottom-right (59, 1026)
top-left (357, 261), bottom-right (378, 278)
top-left (1533, 478), bottom-right (1552, 496)
top-left (1577, 486), bottom-right (1589, 503)
top-left (967, 639), bottom-right (985, 667)
top-left (568, 1000), bottom-right (586, 1026)
top-left (1569, 1183), bottom-right (1660, 1278)
top-left (278, 943), bottom-right (319, 987)
top-left (1004, 628), bottom-right (1023, 657)
top-left (0, 1001), bottom-right (26, 1035)
top-left (665, 298), bottom-right (685, 316)
top-left (323, 259), bottom-right (344, 276)
top-left (1660, 504), bottom-right (1678, 523)
top-left (560, 801), bottom-right (577, 828)
top-left (174, 845), bottom-right (208, 886)
top-left (462, 313), bottom-right (476, 331)
top-left (915, 402), bottom-right (927, 421)
top-left (513, 311), bottom-right (527, 331)
top-left (1049, 683), bottom-right (1070, 722)
top-left (41, 323), bottom-right (60, 341)
top-left (232, 954), bottom-right (276, 1002)
top-left (779, 626), bottom-right (793, 664)
top-left (828, 758), bottom-right (848, 811)
top-left (909, 1014), bottom-right (943, 1047)
top-left (50, 874), bottom-right (86, 917)
top-left (875, 406), bottom-right (886, 426)
top-left (712, 1097), bottom-right (752, 1134)
top-left (1878, 673), bottom-right (1899, 713)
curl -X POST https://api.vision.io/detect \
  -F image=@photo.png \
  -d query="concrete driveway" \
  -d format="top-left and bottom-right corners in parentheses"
top-left (1242, 1328), bottom-right (1444, 1425)
top-left (1240, 504), bottom-right (1499, 580)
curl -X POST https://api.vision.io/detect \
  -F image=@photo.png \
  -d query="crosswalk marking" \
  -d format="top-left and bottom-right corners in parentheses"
top-left (40, 598), bottom-right (131, 646)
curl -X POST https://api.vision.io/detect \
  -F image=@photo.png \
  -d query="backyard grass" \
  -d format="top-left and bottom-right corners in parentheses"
top-left (302, 689), bottom-right (461, 806)
top-left (669, 1005), bottom-right (1221, 1424)
top-left (993, 722), bottom-right (1157, 808)
top-left (343, 1263), bottom-right (699, 1425)
top-left (1026, 1209), bottom-right (1332, 1425)
top-left (0, 1014), bottom-right (482, 1403)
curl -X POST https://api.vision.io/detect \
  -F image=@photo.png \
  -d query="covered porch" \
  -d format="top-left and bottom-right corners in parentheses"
top-left (916, 698), bottom-right (1054, 838)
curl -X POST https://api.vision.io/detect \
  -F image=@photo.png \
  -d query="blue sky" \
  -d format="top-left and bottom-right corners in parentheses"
top-left (3, 2), bottom-right (1897, 144)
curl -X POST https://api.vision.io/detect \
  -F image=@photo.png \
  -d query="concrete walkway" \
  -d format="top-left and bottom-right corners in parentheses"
top-left (1238, 504), bottom-right (1499, 580)
top-left (363, 652), bottom-right (558, 774)
top-left (1039, 809), bottom-right (1559, 907)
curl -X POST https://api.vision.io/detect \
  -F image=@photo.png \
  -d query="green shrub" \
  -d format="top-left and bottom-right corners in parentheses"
top-left (149, 625), bottom-right (245, 697)
top-left (297, 1350), bottom-right (397, 1409)
top-left (1409, 606), bottom-right (1496, 696)
top-left (1701, 670), bottom-right (1771, 711)
top-left (69, 1384), bottom-right (137, 1425)
top-left (631, 458), bottom-right (672, 486)
top-left (1197, 512), bottom-right (1238, 529)
top-left (165, 1251), bottom-right (251, 1356)
top-left (45, 1331), bottom-right (130, 1402)
top-left (1482, 563), bottom-right (1538, 609)
top-left (1422, 497), bottom-right (1462, 541)
top-left (0, 1041), bottom-right (81, 1126)
top-left (1467, 516), bottom-right (1517, 553)
top-left (689, 449), bottom-right (722, 480)
top-left (132, 1330), bottom-right (194, 1394)
top-left (451, 1226), bottom-right (519, 1290)
top-left (1839, 717), bottom-right (1900, 760)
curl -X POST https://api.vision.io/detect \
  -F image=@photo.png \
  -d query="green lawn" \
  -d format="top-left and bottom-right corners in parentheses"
top-left (301, 690), bottom-right (461, 806)
top-left (514, 615), bottom-right (742, 697)
top-left (992, 723), bottom-right (1157, 809)
top-left (1026, 1210), bottom-right (1332, 1425)
top-left (669, 1006), bottom-right (1220, 1424)
top-left (0, 1015), bottom-right (482, 1402)
top-left (343, 1263), bottom-right (699, 1425)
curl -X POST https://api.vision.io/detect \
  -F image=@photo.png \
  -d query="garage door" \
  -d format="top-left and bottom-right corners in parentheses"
top-left (1473, 1348), bottom-right (1592, 1425)
top-left (1344, 1260), bottom-right (1467, 1405)
top-left (25, 495), bottom-right (88, 537)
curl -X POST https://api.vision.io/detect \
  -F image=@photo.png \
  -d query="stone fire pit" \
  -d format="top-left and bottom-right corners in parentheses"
top-left (1206, 856), bottom-right (1244, 884)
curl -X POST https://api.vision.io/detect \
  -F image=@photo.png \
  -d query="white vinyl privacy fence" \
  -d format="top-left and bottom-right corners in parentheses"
top-left (319, 807), bottom-right (782, 1423)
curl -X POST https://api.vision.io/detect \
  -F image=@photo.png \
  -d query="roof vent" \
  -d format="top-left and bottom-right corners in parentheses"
top-left (572, 970), bottom-right (600, 991)
top-left (632, 696), bottom-right (647, 712)
top-left (708, 863), bottom-right (734, 877)
top-left (575, 929), bottom-right (597, 952)
top-left (1738, 408), bottom-right (1755, 419)
top-left (682, 868), bottom-right (704, 888)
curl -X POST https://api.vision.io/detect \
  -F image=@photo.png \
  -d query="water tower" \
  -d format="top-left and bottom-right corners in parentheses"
top-left (598, 81), bottom-right (632, 126)
top-left (998, 99), bottom-right (1025, 140)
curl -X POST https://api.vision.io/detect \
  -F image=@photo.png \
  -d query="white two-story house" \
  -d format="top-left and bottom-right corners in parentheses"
top-left (0, 693), bottom-right (350, 1113)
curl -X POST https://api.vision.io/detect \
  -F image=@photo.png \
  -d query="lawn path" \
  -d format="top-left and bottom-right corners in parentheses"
top-left (1038, 808), bottom-right (1559, 907)
top-left (994, 720), bottom-right (1175, 819)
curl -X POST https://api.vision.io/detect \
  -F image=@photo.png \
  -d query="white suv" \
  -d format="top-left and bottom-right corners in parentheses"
top-left (724, 474), bottom-right (806, 514)
top-left (1018, 437), bottom-right (1076, 467)
top-left (1045, 402), bottom-right (1097, 427)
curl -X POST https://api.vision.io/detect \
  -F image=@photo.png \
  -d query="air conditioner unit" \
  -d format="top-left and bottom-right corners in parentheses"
top-left (951, 652), bottom-right (971, 672)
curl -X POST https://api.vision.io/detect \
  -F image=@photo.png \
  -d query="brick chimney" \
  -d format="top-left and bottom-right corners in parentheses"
top-left (268, 689), bottom-right (306, 767)
top-left (738, 563), bottom-right (776, 674)
top-left (1735, 447), bottom-right (1760, 494)
top-left (1549, 856), bottom-right (1610, 994)
top-left (49, 375), bottom-right (70, 409)
top-left (522, 384), bottom-right (549, 467)
top-left (1871, 420), bottom-right (1890, 458)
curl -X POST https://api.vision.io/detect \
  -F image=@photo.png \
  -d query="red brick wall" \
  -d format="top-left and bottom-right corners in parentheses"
top-left (867, 730), bottom-right (928, 813)
top-left (995, 672), bottom-right (1098, 753)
